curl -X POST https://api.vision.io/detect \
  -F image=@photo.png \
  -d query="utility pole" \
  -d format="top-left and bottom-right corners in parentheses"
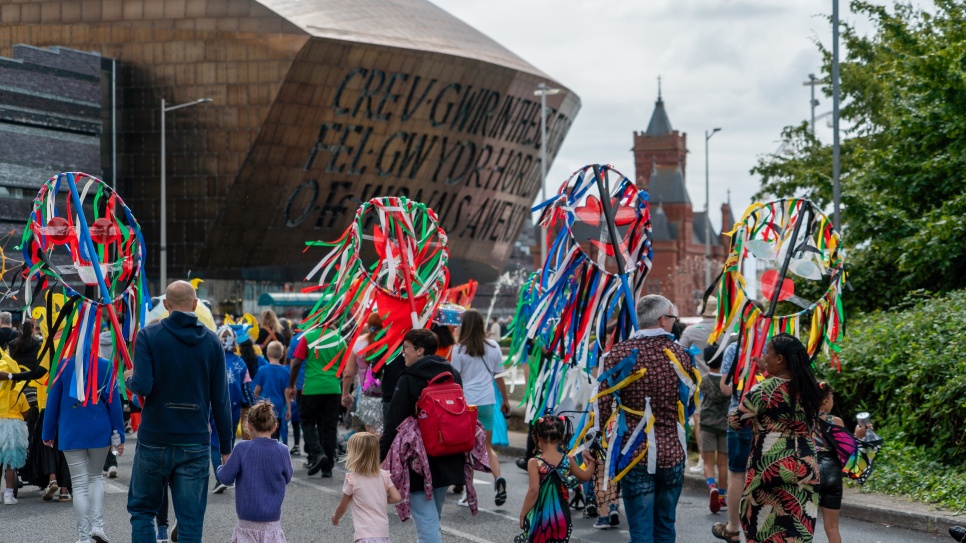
top-left (803, 73), bottom-right (821, 135)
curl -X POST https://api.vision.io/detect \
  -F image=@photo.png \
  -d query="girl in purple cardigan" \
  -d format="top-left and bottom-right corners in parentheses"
top-left (217, 400), bottom-right (293, 543)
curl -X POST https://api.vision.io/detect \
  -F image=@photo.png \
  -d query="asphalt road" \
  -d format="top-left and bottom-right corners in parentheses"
top-left (1, 439), bottom-right (946, 543)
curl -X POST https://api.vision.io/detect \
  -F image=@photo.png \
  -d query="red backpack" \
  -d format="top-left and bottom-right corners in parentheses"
top-left (416, 372), bottom-right (478, 457)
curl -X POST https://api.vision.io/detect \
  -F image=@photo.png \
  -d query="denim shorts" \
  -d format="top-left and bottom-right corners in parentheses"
top-left (726, 426), bottom-right (753, 473)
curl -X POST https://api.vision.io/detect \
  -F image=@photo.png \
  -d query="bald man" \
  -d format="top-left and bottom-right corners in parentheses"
top-left (126, 281), bottom-right (232, 543)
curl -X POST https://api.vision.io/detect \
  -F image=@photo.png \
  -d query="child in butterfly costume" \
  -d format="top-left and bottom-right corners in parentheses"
top-left (518, 416), bottom-right (596, 543)
top-left (813, 382), bottom-right (877, 543)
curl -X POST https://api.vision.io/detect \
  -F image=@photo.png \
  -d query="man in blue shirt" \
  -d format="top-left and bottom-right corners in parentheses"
top-left (125, 281), bottom-right (232, 543)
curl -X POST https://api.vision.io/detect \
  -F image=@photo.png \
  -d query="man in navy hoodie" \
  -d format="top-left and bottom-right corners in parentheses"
top-left (125, 281), bottom-right (232, 543)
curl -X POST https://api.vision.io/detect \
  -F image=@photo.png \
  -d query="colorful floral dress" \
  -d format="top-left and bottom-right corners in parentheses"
top-left (728, 378), bottom-right (819, 543)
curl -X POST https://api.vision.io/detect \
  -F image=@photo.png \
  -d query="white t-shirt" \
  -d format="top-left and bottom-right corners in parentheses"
top-left (450, 340), bottom-right (502, 406)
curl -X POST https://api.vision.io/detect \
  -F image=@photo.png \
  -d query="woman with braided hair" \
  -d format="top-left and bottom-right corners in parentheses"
top-left (728, 333), bottom-right (824, 543)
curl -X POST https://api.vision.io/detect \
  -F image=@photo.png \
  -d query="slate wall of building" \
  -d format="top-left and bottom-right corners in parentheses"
top-left (0, 44), bottom-right (106, 223)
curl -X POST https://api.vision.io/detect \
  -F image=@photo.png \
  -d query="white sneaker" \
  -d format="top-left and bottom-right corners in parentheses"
top-left (3, 493), bottom-right (17, 505)
top-left (688, 457), bottom-right (705, 474)
top-left (457, 491), bottom-right (469, 507)
top-left (91, 527), bottom-right (110, 542)
top-left (107, 466), bottom-right (118, 479)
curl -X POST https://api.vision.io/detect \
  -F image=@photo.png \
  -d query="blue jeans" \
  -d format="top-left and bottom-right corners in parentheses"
top-left (409, 487), bottom-right (448, 543)
top-left (128, 440), bottom-right (211, 543)
top-left (621, 461), bottom-right (685, 543)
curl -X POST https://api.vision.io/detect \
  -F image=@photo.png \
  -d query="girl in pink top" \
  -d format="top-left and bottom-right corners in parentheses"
top-left (332, 432), bottom-right (402, 542)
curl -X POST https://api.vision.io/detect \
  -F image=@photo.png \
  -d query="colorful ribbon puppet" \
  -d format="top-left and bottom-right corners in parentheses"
top-left (708, 198), bottom-right (847, 401)
top-left (20, 172), bottom-right (149, 405)
top-left (300, 196), bottom-right (449, 375)
top-left (503, 164), bottom-right (655, 481)
top-left (522, 164), bottom-right (652, 406)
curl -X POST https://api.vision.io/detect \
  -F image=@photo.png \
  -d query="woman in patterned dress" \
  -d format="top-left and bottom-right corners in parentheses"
top-left (728, 333), bottom-right (825, 543)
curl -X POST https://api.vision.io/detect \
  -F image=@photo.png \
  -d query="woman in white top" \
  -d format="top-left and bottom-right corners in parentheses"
top-left (450, 309), bottom-right (511, 507)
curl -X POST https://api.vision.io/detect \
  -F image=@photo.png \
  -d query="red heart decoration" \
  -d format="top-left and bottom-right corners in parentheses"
top-left (574, 195), bottom-right (602, 227)
top-left (761, 270), bottom-right (794, 302)
top-left (90, 217), bottom-right (119, 245)
top-left (42, 217), bottom-right (73, 245)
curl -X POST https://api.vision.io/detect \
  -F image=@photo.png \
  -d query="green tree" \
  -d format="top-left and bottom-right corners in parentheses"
top-left (751, 1), bottom-right (966, 312)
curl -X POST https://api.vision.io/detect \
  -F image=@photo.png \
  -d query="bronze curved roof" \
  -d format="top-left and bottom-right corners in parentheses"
top-left (259, 0), bottom-right (553, 79)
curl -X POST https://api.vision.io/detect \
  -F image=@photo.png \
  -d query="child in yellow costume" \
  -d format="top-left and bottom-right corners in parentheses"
top-left (0, 349), bottom-right (31, 504)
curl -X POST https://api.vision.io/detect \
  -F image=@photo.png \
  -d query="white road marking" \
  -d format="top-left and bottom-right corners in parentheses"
top-left (103, 480), bottom-right (128, 494)
top-left (441, 525), bottom-right (499, 543)
top-left (291, 475), bottom-right (511, 543)
top-left (470, 506), bottom-right (519, 523)
top-left (289, 476), bottom-right (341, 495)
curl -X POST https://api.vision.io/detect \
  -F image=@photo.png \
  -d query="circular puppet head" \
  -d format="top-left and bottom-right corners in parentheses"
top-left (712, 198), bottom-right (847, 365)
top-left (354, 196), bottom-right (449, 301)
top-left (540, 164), bottom-right (652, 278)
top-left (22, 172), bottom-right (145, 306)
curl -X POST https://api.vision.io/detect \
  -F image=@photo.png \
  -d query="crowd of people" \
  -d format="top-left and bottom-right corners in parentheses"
top-left (0, 283), bottom-right (885, 543)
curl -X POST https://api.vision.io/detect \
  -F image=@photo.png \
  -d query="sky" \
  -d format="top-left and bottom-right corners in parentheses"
top-left (431, 0), bottom-right (930, 232)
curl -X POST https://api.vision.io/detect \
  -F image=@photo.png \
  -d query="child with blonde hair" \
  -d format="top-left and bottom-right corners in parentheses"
top-left (217, 400), bottom-right (293, 542)
top-left (332, 432), bottom-right (402, 542)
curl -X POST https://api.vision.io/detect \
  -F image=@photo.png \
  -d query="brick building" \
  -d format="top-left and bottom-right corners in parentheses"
top-left (633, 90), bottom-right (733, 316)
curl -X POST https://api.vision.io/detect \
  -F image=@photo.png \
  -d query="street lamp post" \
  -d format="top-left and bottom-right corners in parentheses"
top-left (831, 0), bottom-right (842, 230)
top-left (160, 97), bottom-right (212, 289)
top-left (704, 127), bottom-right (721, 288)
top-left (533, 83), bottom-right (561, 267)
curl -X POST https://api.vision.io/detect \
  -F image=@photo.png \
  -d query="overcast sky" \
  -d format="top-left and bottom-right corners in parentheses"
top-left (432, 0), bottom-right (929, 232)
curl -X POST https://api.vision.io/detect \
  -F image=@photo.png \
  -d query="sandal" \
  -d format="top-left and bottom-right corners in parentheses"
top-left (711, 522), bottom-right (740, 542)
top-left (494, 477), bottom-right (507, 506)
top-left (42, 481), bottom-right (58, 502)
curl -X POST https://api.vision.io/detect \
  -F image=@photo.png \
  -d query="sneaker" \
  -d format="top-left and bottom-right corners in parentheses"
top-left (42, 481), bottom-right (59, 502)
top-left (593, 516), bottom-right (611, 529)
top-left (719, 495), bottom-right (728, 510)
top-left (156, 525), bottom-right (169, 543)
top-left (709, 486), bottom-right (721, 514)
top-left (457, 492), bottom-right (469, 507)
top-left (689, 457), bottom-right (705, 474)
top-left (3, 493), bottom-right (17, 505)
top-left (608, 503), bottom-right (620, 526)
top-left (290, 446), bottom-right (301, 457)
top-left (107, 466), bottom-right (118, 479)
top-left (91, 528), bottom-right (110, 542)
top-left (212, 483), bottom-right (229, 494)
